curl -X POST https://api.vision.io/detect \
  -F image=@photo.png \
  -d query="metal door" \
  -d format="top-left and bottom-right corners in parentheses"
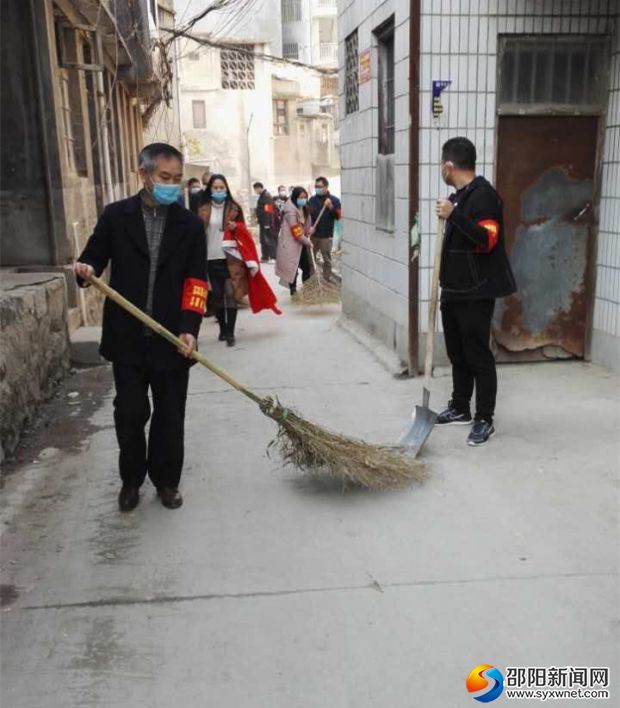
top-left (494, 115), bottom-right (598, 360)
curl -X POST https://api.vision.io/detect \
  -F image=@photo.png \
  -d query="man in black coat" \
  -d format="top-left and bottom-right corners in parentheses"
top-left (253, 181), bottom-right (276, 261)
top-left (74, 143), bottom-right (207, 511)
top-left (435, 137), bottom-right (516, 446)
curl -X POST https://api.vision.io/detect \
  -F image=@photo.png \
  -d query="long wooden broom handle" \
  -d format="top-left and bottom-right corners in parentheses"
top-left (87, 275), bottom-right (263, 406)
top-left (312, 204), bottom-right (328, 228)
top-left (423, 219), bottom-right (445, 388)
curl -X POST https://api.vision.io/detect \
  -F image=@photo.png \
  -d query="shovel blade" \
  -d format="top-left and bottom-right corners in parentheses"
top-left (397, 405), bottom-right (438, 456)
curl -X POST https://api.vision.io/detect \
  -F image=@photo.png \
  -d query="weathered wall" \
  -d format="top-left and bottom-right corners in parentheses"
top-left (0, 274), bottom-right (70, 461)
top-left (338, 0), bottom-right (411, 367)
top-left (592, 13), bottom-right (620, 373)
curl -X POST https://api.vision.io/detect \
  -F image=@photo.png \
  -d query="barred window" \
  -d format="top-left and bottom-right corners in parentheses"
top-left (281, 0), bottom-right (302, 23)
top-left (321, 75), bottom-right (338, 97)
top-left (283, 42), bottom-right (299, 59)
top-left (499, 37), bottom-right (608, 112)
top-left (221, 44), bottom-right (255, 90)
top-left (345, 30), bottom-right (359, 115)
top-left (273, 99), bottom-right (289, 136)
top-left (376, 17), bottom-right (395, 155)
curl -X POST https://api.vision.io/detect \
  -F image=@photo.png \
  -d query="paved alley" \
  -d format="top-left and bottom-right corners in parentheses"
top-left (1, 265), bottom-right (618, 707)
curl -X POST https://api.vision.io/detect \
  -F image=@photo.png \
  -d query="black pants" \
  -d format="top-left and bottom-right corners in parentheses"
top-left (289, 247), bottom-right (312, 294)
top-left (259, 226), bottom-right (276, 260)
top-left (112, 361), bottom-right (189, 489)
top-left (440, 299), bottom-right (496, 422)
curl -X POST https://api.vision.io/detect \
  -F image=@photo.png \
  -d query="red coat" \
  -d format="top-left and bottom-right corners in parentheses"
top-left (223, 221), bottom-right (282, 315)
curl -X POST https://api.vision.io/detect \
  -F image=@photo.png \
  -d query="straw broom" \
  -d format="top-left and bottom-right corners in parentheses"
top-left (292, 204), bottom-right (341, 307)
top-left (87, 275), bottom-right (426, 490)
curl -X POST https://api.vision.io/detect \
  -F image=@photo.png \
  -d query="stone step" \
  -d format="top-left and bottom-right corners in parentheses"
top-left (70, 326), bottom-right (105, 366)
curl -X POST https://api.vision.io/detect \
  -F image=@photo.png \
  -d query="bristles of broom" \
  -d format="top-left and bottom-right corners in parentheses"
top-left (292, 248), bottom-right (341, 306)
top-left (88, 275), bottom-right (425, 490)
top-left (260, 397), bottom-right (427, 490)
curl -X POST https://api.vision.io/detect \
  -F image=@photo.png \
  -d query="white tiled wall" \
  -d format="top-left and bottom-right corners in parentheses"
top-left (338, 0), bottom-right (411, 365)
top-left (338, 0), bottom-right (619, 369)
top-left (417, 0), bottom-right (617, 337)
top-left (592, 14), bottom-right (620, 370)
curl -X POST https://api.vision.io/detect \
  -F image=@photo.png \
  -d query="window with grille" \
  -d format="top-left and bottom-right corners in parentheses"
top-left (283, 42), bottom-right (299, 59)
top-left (55, 23), bottom-right (88, 176)
top-left (499, 37), bottom-right (608, 113)
top-left (281, 0), bottom-right (302, 23)
top-left (321, 75), bottom-right (338, 97)
top-left (376, 18), bottom-right (395, 155)
top-left (192, 100), bottom-right (206, 129)
top-left (221, 44), bottom-right (255, 90)
top-left (273, 99), bottom-right (289, 136)
top-left (345, 30), bottom-right (359, 114)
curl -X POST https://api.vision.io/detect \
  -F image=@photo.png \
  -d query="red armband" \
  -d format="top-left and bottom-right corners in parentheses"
top-left (475, 219), bottom-right (500, 253)
top-left (182, 277), bottom-right (208, 314)
top-left (290, 223), bottom-right (304, 240)
top-left (264, 203), bottom-right (274, 214)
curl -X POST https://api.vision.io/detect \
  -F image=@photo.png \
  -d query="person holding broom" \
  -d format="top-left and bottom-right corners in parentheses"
top-left (275, 186), bottom-right (314, 296)
top-left (199, 174), bottom-right (281, 346)
top-left (73, 143), bottom-right (207, 512)
top-left (308, 176), bottom-right (341, 282)
top-left (435, 137), bottom-right (516, 446)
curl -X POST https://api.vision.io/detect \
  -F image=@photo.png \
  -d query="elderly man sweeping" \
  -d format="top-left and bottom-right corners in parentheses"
top-left (74, 143), bottom-right (207, 512)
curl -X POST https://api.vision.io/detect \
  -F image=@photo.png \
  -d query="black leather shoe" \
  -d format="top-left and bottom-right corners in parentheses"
top-left (226, 335), bottom-right (236, 347)
top-left (118, 485), bottom-right (140, 512)
top-left (157, 487), bottom-right (183, 509)
top-left (218, 332), bottom-right (226, 342)
top-left (436, 402), bottom-right (473, 426)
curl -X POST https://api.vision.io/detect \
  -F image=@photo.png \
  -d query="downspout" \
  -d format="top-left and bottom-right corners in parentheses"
top-left (246, 112), bottom-right (254, 193)
top-left (408, 0), bottom-right (421, 374)
top-left (95, 33), bottom-right (115, 205)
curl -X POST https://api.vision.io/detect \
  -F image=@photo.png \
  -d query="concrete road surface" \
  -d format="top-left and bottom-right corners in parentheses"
top-left (1, 264), bottom-right (618, 707)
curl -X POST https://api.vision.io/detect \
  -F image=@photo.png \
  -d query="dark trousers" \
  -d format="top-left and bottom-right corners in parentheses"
top-left (289, 247), bottom-right (312, 294)
top-left (440, 299), bottom-right (496, 422)
top-left (259, 226), bottom-right (276, 260)
top-left (112, 361), bottom-right (189, 489)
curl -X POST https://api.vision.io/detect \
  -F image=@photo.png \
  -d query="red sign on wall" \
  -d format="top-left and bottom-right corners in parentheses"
top-left (359, 48), bottom-right (371, 84)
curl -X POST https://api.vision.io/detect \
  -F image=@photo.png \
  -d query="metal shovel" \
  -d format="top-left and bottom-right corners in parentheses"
top-left (398, 219), bottom-right (445, 454)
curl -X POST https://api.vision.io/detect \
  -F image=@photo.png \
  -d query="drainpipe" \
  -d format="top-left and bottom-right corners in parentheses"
top-left (408, 0), bottom-right (421, 374)
top-left (246, 111), bottom-right (254, 194)
top-left (95, 33), bottom-right (115, 205)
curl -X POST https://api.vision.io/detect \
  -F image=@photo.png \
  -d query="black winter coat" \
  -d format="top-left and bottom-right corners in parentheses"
top-left (77, 194), bottom-right (207, 369)
top-left (440, 176), bottom-right (517, 301)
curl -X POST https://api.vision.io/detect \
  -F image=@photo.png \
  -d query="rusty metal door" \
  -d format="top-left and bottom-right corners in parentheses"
top-left (494, 116), bottom-right (598, 360)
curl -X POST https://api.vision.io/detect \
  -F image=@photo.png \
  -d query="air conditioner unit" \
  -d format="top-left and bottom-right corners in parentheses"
top-left (296, 100), bottom-right (321, 116)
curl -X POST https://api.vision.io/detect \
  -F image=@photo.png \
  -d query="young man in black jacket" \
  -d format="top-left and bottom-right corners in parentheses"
top-left (435, 137), bottom-right (516, 446)
top-left (74, 143), bottom-right (207, 511)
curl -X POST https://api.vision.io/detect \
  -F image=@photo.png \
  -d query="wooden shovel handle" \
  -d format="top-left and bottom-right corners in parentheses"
top-left (423, 219), bottom-right (445, 387)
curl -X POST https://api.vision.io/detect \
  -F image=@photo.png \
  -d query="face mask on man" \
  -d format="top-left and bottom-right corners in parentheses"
top-left (151, 181), bottom-right (182, 205)
top-left (212, 191), bottom-right (227, 203)
top-left (190, 186), bottom-right (201, 194)
top-left (279, 191), bottom-right (287, 198)
top-left (315, 187), bottom-right (325, 197)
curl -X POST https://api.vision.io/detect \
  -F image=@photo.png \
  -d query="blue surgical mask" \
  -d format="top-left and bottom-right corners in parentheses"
top-left (297, 198), bottom-right (307, 207)
top-left (151, 182), bottom-right (182, 205)
top-left (212, 191), bottom-right (227, 203)
top-left (190, 186), bottom-right (201, 194)
top-left (315, 188), bottom-right (325, 197)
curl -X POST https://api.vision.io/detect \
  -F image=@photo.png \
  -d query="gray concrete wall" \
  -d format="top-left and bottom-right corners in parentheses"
top-left (0, 273), bottom-right (70, 461)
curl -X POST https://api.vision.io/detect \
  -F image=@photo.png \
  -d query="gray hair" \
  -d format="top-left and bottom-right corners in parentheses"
top-left (138, 143), bottom-right (184, 172)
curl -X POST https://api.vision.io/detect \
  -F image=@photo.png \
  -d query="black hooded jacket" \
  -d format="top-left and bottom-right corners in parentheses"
top-left (440, 176), bottom-right (517, 301)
